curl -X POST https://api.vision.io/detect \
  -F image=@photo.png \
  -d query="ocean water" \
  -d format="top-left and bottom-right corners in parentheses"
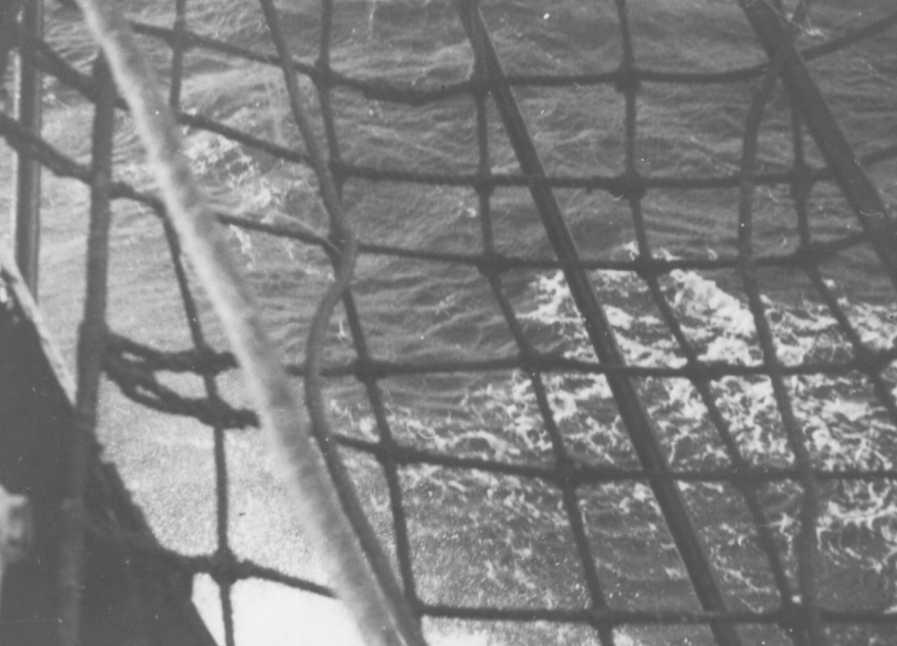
top-left (3, 1), bottom-right (897, 644)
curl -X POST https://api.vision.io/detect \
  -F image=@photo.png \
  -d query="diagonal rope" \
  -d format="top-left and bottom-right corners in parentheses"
top-left (68, 2), bottom-right (424, 645)
top-left (59, 55), bottom-right (116, 646)
top-left (613, 1), bottom-right (804, 643)
top-left (316, 0), bottom-right (423, 614)
top-left (161, 1), bottom-right (239, 642)
top-left (257, 0), bottom-right (424, 643)
top-left (456, 1), bottom-right (742, 643)
top-left (469, 35), bottom-right (616, 645)
top-left (738, 0), bottom-right (897, 291)
top-left (735, 36), bottom-right (825, 646)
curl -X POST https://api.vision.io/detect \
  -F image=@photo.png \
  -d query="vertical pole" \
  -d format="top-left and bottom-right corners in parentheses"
top-left (10, 0), bottom-right (43, 298)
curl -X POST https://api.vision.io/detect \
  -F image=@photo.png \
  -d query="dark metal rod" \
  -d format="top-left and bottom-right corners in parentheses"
top-left (455, 2), bottom-right (742, 644)
top-left (738, 0), bottom-right (897, 290)
top-left (10, 0), bottom-right (42, 297)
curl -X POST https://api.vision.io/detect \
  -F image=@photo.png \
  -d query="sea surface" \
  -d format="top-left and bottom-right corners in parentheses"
top-left (3, 1), bottom-right (897, 645)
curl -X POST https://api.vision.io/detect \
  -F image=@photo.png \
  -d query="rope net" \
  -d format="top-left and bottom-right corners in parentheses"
top-left (2, 0), bottom-right (897, 644)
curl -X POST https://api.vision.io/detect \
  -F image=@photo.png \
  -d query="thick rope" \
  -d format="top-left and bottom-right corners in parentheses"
top-left (69, 2), bottom-right (424, 646)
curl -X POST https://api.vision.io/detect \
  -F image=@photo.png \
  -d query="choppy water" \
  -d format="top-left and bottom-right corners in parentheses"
top-left (4, 1), bottom-right (897, 644)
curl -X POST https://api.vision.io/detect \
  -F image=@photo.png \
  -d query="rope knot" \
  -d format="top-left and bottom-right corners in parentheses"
top-left (209, 548), bottom-right (239, 587)
top-left (610, 172), bottom-right (646, 201)
top-left (612, 66), bottom-right (640, 94)
top-left (632, 254), bottom-right (663, 280)
top-left (475, 253), bottom-right (510, 277)
top-left (778, 599), bottom-right (814, 637)
top-left (789, 161), bottom-right (814, 202)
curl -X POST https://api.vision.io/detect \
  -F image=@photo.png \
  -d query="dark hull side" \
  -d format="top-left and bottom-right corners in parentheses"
top-left (0, 265), bottom-right (216, 646)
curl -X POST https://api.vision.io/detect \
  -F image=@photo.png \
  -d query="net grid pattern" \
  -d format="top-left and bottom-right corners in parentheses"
top-left (2, 1), bottom-right (897, 645)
